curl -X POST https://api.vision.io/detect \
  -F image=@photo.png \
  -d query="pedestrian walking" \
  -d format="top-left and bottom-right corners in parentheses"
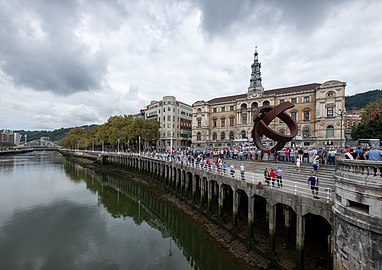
top-left (264, 168), bottom-right (270, 186)
top-left (308, 172), bottom-right (319, 199)
top-left (276, 167), bottom-right (283, 187)
top-left (222, 161), bottom-right (227, 174)
top-left (270, 169), bottom-right (276, 187)
top-left (295, 157), bottom-right (301, 171)
top-left (240, 163), bottom-right (245, 180)
top-left (229, 164), bottom-right (235, 178)
top-left (312, 155), bottom-right (319, 173)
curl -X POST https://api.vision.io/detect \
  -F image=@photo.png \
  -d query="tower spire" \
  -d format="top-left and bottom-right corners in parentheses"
top-left (248, 46), bottom-right (264, 92)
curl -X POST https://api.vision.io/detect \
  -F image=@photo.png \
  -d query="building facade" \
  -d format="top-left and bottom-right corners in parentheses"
top-left (145, 96), bottom-right (192, 150)
top-left (192, 49), bottom-right (347, 149)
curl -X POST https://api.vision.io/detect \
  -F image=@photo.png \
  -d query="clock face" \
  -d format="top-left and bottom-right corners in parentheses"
top-left (252, 92), bottom-right (257, 97)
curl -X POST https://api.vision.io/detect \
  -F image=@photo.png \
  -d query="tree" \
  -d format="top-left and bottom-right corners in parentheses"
top-left (351, 99), bottom-right (382, 140)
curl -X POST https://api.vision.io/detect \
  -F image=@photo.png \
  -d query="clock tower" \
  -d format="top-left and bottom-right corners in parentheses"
top-left (247, 46), bottom-right (264, 98)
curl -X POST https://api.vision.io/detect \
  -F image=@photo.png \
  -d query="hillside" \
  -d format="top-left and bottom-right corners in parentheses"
top-left (346, 89), bottom-right (382, 109)
top-left (15, 125), bottom-right (98, 143)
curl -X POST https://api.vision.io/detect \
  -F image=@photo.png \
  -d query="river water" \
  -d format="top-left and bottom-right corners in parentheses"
top-left (0, 151), bottom-right (252, 270)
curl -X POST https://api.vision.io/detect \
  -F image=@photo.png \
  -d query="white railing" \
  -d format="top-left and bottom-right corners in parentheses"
top-left (69, 149), bottom-right (334, 203)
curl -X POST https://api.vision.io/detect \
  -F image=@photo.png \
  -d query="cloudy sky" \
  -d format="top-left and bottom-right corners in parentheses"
top-left (1, 0), bottom-right (381, 130)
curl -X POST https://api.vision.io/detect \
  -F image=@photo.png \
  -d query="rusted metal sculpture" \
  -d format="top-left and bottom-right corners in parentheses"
top-left (251, 102), bottom-right (298, 152)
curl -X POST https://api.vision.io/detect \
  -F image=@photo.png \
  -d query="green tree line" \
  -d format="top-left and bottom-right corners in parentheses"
top-left (351, 99), bottom-right (382, 140)
top-left (59, 115), bottom-right (160, 150)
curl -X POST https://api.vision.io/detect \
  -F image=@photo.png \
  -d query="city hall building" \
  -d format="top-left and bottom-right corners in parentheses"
top-left (192, 49), bottom-right (346, 149)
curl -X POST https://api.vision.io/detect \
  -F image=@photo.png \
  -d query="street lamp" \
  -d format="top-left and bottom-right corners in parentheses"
top-left (117, 138), bottom-right (120, 153)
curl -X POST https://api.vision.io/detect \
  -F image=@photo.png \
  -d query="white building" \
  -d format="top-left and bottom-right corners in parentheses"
top-left (145, 96), bottom-right (192, 150)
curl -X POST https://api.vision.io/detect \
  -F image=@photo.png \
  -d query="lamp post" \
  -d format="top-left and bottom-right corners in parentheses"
top-left (102, 140), bottom-right (104, 153)
top-left (117, 138), bottom-right (120, 153)
top-left (170, 132), bottom-right (173, 161)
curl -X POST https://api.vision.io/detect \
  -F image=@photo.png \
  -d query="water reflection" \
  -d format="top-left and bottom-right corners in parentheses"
top-left (63, 161), bottom-right (253, 270)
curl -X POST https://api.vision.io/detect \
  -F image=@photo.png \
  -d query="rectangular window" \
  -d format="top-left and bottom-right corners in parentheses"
top-left (279, 99), bottom-right (285, 104)
top-left (213, 107), bottom-right (217, 113)
top-left (291, 98), bottom-right (297, 104)
top-left (221, 118), bottom-right (225, 127)
top-left (304, 96), bottom-right (310, 103)
top-left (167, 115), bottom-right (171, 121)
top-left (221, 106), bottom-right (225, 112)
top-left (213, 118), bottom-right (217, 127)
top-left (304, 111), bottom-right (310, 121)
top-left (197, 120), bottom-right (201, 127)
top-left (327, 107), bottom-right (334, 117)
top-left (291, 112), bottom-right (297, 121)
top-left (229, 117), bottom-right (234, 126)
top-left (230, 106), bottom-right (234, 111)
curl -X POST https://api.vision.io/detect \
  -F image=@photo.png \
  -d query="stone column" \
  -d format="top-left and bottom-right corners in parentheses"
top-left (268, 203), bottom-right (276, 252)
top-left (248, 196), bottom-right (255, 239)
top-left (296, 213), bottom-right (305, 270)
top-left (233, 190), bottom-right (239, 228)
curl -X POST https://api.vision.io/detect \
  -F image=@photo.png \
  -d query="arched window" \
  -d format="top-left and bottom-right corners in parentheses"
top-left (241, 130), bottom-right (246, 139)
top-left (197, 132), bottom-right (201, 141)
top-left (327, 91), bottom-right (335, 97)
top-left (303, 127), bottom-right (310, 138)
top-left (197, 108), bottom-right (202, 114)
top-left (241, 104), bottom-right (248, 124)
top-left (279, 128), bottom-right (285, 135)
top-left (229, 131), bottom-right (235, 140)
top-left (263, 100), bottom-right (270, 106)
top-left (212, 132), bottom-right (217, 140)
top-left (221, 132), bottom-right (226, 140)
top-left (251, 102), bottom-right (258, 112)
top-left (326, 125), bottom-right (334, 138)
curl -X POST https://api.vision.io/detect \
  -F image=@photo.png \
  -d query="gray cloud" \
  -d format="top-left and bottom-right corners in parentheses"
top-left (0, 0), bottom-right (109, 95)
top-left (190, 0), bottom-right (347, 37)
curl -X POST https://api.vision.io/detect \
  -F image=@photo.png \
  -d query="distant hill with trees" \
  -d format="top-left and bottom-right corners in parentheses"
top-left (346, 89), bottom-right (382, 110)
top-left (15, 125), bottom-right (98, 143)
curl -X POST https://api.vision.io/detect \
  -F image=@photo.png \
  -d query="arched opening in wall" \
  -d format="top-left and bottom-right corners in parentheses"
top-left (201, 177), bottom-right (208, 210)
top-left (303, 126), bottom-right (310, 138)
top-left (236, 189), bottom-right (249, 237)
top-left (275, 203), bottom-right (297, 269)
top-left (221, 132), bottom-right (226, 140)
top-left (185, 172), bottom-right (192, 200)
top-left (263, 100), bottom-right (270, 106)
top-left (241, 104), bottom-right (248, 124)
top-left (252, 195), bottom-right (268, 247)
top-left (303, 214), bottom-right (332, 270)
top-left (241, 130), bottom-right (247, 139)
top-left (194, 174), bottom-right (201, 203)
top-left (209, 180), bottom-right (219, 216)
top-left (221, 184), bottom-right (233, 224)
top-left (197, 132), bottom-right (201, 141)
top-left (326, 125), bottom-right (334, 138)
top-left (212, 132), bottom-right (217, 141)
top-left (229, 131), bottom-right (235, 140)
top-left (251, 102), bottom-right (259, 113)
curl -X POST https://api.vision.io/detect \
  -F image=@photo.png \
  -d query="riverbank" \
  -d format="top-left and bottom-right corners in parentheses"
top-left (63, 155), bottom-right (279, 270)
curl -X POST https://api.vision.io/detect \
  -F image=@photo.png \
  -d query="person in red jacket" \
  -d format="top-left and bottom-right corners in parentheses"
top-left (269, 169), bottom-right (276, 188)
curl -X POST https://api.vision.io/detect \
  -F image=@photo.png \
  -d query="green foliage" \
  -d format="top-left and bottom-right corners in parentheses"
top-left (59, 115), bottom-right (160, 150)
top-left (346, 89), bottom-right (382, 110)
top-left (351, 99), bottom-right (382, 140)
